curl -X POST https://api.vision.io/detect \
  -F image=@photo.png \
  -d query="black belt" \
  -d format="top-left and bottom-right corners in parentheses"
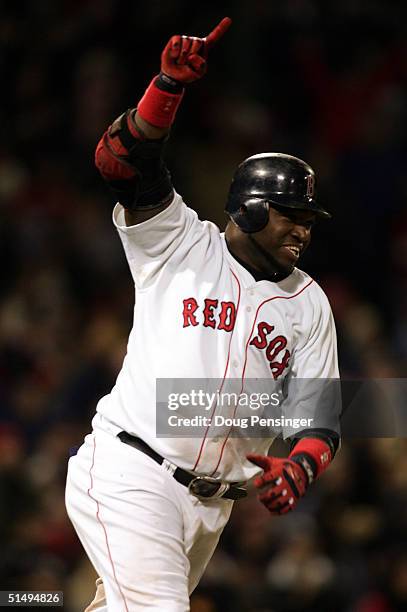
top-left (118, 431), bottom-right (247, 501)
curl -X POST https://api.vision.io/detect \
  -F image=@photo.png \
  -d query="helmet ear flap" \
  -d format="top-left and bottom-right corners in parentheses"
top-left (228, 198), bottom-right (270, 233)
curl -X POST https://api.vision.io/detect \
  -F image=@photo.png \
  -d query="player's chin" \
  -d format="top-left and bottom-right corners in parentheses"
top-left (274, 251), bottom-right (297, 274)
top-left (280, 262), bottom-right (295, 276)
top-left (261, 248), bottom-right (294, 277)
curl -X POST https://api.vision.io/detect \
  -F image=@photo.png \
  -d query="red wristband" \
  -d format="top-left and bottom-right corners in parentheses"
top-left (137, 76), bottom-right (184, 128)
top-left (289, 437), bottom-right (332, 478)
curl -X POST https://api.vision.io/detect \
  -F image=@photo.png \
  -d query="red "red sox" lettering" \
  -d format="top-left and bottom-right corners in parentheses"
top-left (250, 321), bottom-right (290, 379)
top-left (183, 297), bottom-right (236, 332)
top-left (182, 299), bottom-right (290, 378)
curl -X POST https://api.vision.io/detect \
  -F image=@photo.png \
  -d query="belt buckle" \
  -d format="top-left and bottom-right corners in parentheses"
top-left (188, 476), bottom-right (230, 501)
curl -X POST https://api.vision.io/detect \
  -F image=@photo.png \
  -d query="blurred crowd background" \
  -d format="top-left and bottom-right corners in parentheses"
top-left (1, 1), bottom-right (406, 610)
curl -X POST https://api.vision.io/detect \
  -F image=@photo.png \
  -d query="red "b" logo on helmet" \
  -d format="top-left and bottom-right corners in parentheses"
top-left (306, 174), bottom-right (315, 198)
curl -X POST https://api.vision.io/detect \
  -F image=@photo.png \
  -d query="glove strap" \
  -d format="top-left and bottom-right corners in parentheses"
top-left (290, 454), bottom-right (316, 486)
top-left (137, 75), bottom-right (185, 128)
top-left (155, 72), bottom-right (184, 94)
top-left (289, 437), bottom-right (333, 483)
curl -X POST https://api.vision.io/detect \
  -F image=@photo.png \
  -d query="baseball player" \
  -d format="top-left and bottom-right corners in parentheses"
top-left (65, 17), bottom-right (340, 611)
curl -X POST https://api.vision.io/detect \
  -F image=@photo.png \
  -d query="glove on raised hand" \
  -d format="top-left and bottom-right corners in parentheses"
top-left (160, 17), bottom-right (232, 85)
top-left (137, 17), bottom-right (231, 128)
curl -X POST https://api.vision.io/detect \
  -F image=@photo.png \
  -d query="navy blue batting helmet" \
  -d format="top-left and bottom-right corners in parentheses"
top-left (225, 153), bottom-right (331, 232)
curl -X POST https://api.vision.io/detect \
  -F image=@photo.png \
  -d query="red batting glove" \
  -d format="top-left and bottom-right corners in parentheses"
top-left (247, 454), bottom-right (309, 515)
top-left (160, 17), bottom-right (232, 84)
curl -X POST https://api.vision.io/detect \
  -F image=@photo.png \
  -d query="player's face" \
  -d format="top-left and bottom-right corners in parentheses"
top-left (249, 206), bottom-right (316, 276)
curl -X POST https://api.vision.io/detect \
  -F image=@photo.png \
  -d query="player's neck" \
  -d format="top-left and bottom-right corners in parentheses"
top-left (225, 235), bottom-right (288, 283)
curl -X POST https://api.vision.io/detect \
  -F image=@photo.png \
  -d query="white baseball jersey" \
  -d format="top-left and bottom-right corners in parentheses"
top-left (92, 191), bottom-right (339, 482)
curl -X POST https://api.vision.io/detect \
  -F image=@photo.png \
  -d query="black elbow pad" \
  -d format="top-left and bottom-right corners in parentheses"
top-left (108, 110), bottom-right (173, 210)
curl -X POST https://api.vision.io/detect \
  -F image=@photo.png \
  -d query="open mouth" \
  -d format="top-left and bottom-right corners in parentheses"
top-left (282, 245), bottom-right (301, 259)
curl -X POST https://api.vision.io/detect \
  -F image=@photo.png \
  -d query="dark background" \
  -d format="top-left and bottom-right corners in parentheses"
top-left (0, 1), bottom-right (406, 610)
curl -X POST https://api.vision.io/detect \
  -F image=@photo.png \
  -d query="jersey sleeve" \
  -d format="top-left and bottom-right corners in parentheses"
top-left (281, 284), bottom-right (341, 439)
top-left (292, 284), bottom-right (339, 379)
top-left (112, 191), bottom-right (196, 289)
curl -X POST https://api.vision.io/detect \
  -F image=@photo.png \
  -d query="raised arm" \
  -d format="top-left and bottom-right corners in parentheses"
top-left (94, 18), bottom-right (232, 226)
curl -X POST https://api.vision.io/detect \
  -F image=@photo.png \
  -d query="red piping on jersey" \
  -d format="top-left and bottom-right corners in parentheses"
top-left (87, 435), bottom-right (130, 612)
top-left (192, 269), bottom-right (241, 472)
top-left (209, 278), bottom-right (314, 476)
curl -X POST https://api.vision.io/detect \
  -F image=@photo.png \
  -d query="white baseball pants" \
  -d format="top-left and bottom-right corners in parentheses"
top-left (65, 429), bottom-right (233, 611)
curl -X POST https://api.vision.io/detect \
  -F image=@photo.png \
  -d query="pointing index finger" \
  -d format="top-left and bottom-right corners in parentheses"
top-left (204, 17), bottom-right (232, 49)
